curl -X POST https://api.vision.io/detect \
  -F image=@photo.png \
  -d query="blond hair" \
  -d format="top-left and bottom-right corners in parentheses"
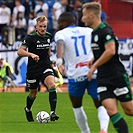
top-left (36, 16), bottom-right (48, 23)
top-left (83, 2), bottom-right (101, 18)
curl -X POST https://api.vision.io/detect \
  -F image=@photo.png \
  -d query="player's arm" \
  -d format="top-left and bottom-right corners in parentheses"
top-left (17, 46), bottom-right (31, 57)
top-left (48, 48), bottom-right (52, 56)
top-left (52, 7), bottom-right (57, 20)
top-left (56, 40), bottom-right (64, 60)
top-left (92, 41), bottom-right (115, 69)
top-left (56, 40), bottom-right (66, 75)
top-left (18, 46), bottom-right (40, 62)
top-left (88, 58), bottom-right (95, 68)
top-left (88, 41), bottom-right (115, 81)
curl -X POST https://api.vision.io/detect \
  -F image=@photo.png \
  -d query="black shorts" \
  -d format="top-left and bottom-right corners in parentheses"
top-left (97, 73), bottom-right (133, 102)
top-left (26, 67), bottom-right (54, 89)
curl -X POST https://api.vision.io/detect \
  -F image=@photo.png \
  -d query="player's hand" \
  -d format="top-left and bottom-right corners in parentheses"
top-left (87, 59), bottom-right (94, 68)
top-left (88, 61), bottom-right (93, 68)
top-left (57, 64), bottom-right (66, 75)
top-left (30, 53), bottom-right (40, 62)
top-left (87, 66), bottom-right (96, 81)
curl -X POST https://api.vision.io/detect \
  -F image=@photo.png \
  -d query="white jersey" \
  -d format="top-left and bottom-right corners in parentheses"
top-left (34, 3), bottom-right (49, 17)
top-left (13, 5), bottom-right (25, 19)
top-left (54, 26), bottom-right (94, 78)
top-left (52, 2), bottom-right (66, 20)
top-left (28, 18), bottom-right (36, 33)
top-left (0, 7), bottom-right (11, 24)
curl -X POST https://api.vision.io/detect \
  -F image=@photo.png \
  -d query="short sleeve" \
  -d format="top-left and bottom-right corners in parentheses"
top-left (34, 5), bottom-right (39, 13)
top-left (21, 35), bottom-right (31, 48)
top-left (102, 28), bottom-right (115, 45)
top-left (53, 2), bottom-right (61, 9)
top-left (42, 3), bottom-right (49, 10)
top-left (54, 31), bottom-right (65, 43)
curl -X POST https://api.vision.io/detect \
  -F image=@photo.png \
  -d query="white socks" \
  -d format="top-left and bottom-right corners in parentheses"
top-left (72, 106), bottom-right (109, 133)
top-left (73, 106), bottom-right (90, 133)
top-left (97, 106), bottom-right (109, 132)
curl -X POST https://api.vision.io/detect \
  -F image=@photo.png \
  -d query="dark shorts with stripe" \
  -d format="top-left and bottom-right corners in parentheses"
top-left (26, 67), bottom-right (54, 89)
top-left (97, 73), bottom-right (133, 102)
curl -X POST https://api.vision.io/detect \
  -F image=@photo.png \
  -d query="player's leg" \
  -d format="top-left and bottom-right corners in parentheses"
top-left (24, 77), bottom-right (39, 122)
top-left (88, 79), bottom-right (109, 133)
top-left (119, 73), bottom-right (133, 116)
top-left (102, 73), bottom-right (133, 132)
top-left (93, 99), bottom-right (109, 133)
top-left (102, 98), bottom-right (129, 133)
top-left (68, 80), bottom-right (91, 133)
top-left (120, 101), bottom-right (133, 116)
top-left (98, 79), bottom-right (131, 133)
top-left (44, 74), bottom-right (59, 121)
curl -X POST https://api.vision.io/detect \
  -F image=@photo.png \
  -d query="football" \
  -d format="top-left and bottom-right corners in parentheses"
top-left (36, 111), bottom-right (50, 123)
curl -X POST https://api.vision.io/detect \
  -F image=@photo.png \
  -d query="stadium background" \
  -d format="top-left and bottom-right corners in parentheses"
top-left (0, 0), bottom-right (133, 91)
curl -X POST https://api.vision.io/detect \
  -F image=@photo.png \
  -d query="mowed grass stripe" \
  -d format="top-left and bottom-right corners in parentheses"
top-left (0, 92), bottom-right (132, 133)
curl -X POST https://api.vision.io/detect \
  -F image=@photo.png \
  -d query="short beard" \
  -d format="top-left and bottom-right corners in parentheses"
top-left (37, 31), bottom-right (44, 36)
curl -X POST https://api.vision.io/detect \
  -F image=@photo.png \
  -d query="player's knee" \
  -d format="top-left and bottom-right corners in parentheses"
top-left (30, 93), bottom-right (37, 98)
top-left (93, 99), bottom-right (101, 108)
top-left (105, 107), bottom-right (118, 116)
top-left (124, 108), bottom-right (133, 116)
top-left (29, 90), bottom-right (37, 98)
top-left (48, 82), bottom-right (55, 89)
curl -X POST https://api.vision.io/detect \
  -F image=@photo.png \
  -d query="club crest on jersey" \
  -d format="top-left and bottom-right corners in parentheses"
top-left (94, 35), bottom-right (98, 42)
top-left (106, 35), bottom-right (111, 40)
top-left (47, 38), bottom-right (50, 43)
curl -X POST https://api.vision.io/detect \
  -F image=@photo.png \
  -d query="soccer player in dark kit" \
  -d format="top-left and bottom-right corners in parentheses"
top-left (17, 16), bottom-right (59, 122)
top-left (82, 2), bottom-right (133, 133)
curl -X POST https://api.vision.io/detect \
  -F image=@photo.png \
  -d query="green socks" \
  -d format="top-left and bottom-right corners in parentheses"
top-left (110, 113), bottom-right (128, 133)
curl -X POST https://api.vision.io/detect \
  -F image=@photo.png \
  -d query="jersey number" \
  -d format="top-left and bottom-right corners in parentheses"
top-left (71, 35), bottom-right (87, 56)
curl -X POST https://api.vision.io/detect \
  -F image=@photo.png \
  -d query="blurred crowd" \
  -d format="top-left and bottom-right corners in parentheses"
top-left (0, 0), bottom-right (104, 41)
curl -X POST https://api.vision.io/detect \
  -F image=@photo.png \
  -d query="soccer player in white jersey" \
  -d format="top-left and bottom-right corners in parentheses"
top-left (54, 12), bottom-right (109, 133)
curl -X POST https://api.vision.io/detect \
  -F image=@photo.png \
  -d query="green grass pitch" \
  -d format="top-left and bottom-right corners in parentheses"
top-left (0, 92), bottom-right (133, 133)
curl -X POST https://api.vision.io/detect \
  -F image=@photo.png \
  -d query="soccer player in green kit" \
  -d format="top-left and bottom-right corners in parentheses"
top-left (82, 2), bottom-right (133, 133)
top-left (17, 16), bottom-right (59, 122)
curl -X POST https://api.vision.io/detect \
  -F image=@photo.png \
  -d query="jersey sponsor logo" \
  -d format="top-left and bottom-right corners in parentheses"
top-left (37, 44), bottom-right (50, 49)
top-left (74, 76), bottom-right (87, 82)
top-left (27, 79), bottom-right (36, 83)
top-left (97, 86), bottom-right (107, 93)
top-left (113, 87), bottom-right (129, 96)
top-left (75, 61), bottom-right (88, 68)
top-left (91, 43), bottom-right (98, 47)
top-left (43, 69), bottom-right (53, 74)
top-left (91, 43), bottom-right (100, 50)
top-left (37, 44), bottom-right (49, 47)
top-left (68, 76), bottom-right (87, 82)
